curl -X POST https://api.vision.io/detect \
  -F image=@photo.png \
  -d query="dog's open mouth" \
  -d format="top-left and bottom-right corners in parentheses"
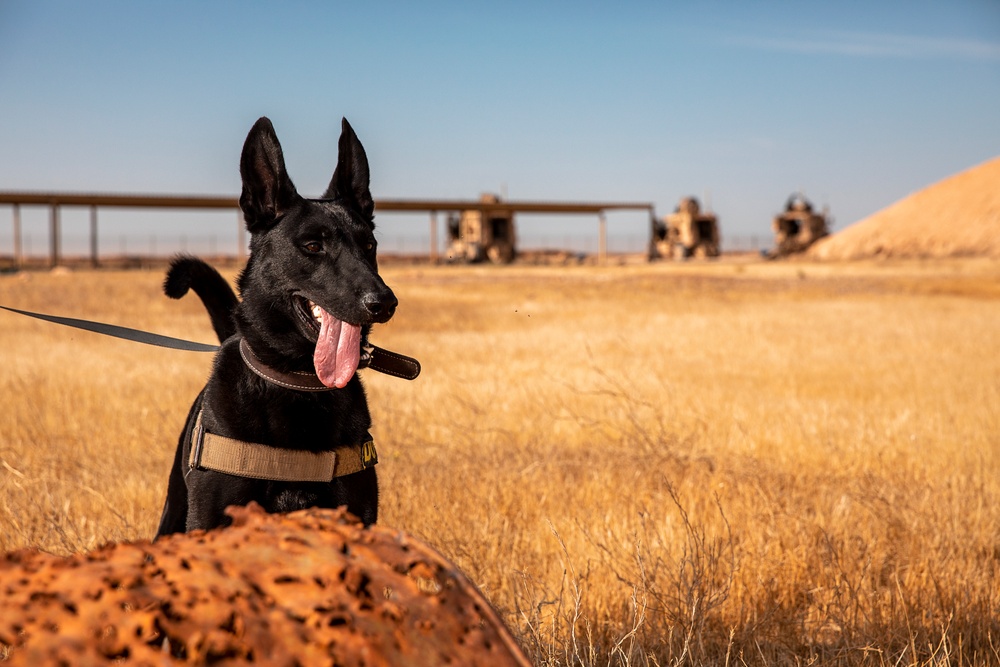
top-left (293, 295), bottom-right (371, 389)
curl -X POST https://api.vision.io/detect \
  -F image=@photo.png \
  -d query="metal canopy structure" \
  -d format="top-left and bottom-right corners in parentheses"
top-left (0, 192), bottom-right (240, 209)
top-left (0, 191), bottom-right (654, 267)
top-left (377, 198), bottom-right (653, 215)
top-left (378, 198), bottom-right (654, 263)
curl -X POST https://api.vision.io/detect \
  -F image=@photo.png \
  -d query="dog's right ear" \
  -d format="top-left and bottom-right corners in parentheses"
top-left (239, 117), bottom-right (301, 233)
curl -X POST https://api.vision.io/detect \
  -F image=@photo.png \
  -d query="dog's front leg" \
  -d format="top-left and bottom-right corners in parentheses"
top-left (184, 470), bottom-right (259, 532)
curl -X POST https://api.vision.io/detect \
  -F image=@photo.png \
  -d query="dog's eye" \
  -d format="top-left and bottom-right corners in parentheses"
top-left (366, 243), bottom-right (374, 252)
top-left (303, 241), bottom-right (322, 254)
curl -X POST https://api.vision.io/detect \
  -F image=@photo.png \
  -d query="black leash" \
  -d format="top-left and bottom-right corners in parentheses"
top-left (0, 305), bottom-right (219, 352)
top-left (0, 305), bottom-right (421, 380)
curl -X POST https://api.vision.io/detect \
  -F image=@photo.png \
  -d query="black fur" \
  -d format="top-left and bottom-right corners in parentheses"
top-left (155, 117), bottom-right (396, 537)
top-left (163, 256), bottom-right (238, 341)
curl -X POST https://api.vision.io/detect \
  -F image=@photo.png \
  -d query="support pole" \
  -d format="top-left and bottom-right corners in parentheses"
top-left (429, 211), bottom-right (438, 264)
top-left (12, 204), bottom-right (21, 269)
top-left (598, 211), bottom-right (607, 265)
top-left (90, 205), bottom-right (99, 268)
top-left (49, 203), bottom-right (60, 268)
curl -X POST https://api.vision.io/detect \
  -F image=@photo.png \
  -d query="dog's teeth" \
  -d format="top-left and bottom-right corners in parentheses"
top-left (311, 304), bottom-right (323, 322)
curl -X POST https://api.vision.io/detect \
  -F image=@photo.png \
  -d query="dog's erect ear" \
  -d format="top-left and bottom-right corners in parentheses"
top-left (239, 117), bottom-right (300, 233)
top-left (323, 118), bottom-right (374, 224)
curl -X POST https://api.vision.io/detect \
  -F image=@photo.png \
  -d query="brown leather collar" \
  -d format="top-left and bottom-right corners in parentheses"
top-left (239, 338), bottom-right (421, 392)
top-left (366, 345), bottom-right (421, 380)
top-left (239, 338), bottom-right (334, 391)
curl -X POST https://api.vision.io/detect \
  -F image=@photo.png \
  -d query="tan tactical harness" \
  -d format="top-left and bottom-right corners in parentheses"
top-left (184, 336), bottom-right (412, 482)
top-left (188, 410), bottom-right (378, 482)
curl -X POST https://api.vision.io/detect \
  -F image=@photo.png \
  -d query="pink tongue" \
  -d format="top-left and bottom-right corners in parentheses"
top-left (313, 306), bottom-right (361, 389)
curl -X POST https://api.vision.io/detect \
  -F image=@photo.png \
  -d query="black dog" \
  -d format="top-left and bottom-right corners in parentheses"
top-left (156, 117), bottom-right (399, 536)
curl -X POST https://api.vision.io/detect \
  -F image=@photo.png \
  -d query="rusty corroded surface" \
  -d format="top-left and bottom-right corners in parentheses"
top-left (0, 504), bottom-right (531, 666)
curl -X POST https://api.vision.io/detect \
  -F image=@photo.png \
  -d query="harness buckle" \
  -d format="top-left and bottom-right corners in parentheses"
top-left (190, 415), bottom-right (207, 471)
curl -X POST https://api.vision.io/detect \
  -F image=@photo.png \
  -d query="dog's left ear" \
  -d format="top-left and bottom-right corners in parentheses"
top-left (323, 118), bottom-right (374, 224)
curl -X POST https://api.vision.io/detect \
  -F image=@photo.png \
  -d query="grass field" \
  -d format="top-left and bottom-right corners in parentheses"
top-left (1, 258), bottom-right (998, 666)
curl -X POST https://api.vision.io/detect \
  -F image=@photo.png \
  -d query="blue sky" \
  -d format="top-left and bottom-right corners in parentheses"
top-left (1, 1), bottom-right (998, 254)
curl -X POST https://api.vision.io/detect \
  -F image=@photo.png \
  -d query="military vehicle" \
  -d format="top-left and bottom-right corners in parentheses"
top-left (445, 193), bottom-right (516, 264)
top-left (649, 196), bottom-right (720, 260)
top-left (769, 193), bottom-right (830, 257)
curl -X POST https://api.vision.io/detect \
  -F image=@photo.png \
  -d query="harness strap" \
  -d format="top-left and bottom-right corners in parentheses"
top-left (189, 410), bottom-right (377, 481)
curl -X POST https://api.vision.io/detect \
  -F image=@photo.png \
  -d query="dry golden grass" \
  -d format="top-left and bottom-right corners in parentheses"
top-left (1, 257), bottom-right (998, 666)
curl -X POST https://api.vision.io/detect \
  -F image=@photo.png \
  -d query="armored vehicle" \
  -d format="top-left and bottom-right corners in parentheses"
top-left (770, 193), bottom-right (830, 257)
top-left (445, 193), bottom-right (516, 264)
top-left (649, 196), bottom-right (720, 260)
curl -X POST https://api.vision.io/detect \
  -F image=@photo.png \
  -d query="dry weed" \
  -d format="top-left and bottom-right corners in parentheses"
top-left (1, 259), bottom-right (998, 665)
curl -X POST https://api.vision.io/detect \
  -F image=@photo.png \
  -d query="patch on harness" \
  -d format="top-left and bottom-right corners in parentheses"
top-left (361, 440), bottom-right (378, 469)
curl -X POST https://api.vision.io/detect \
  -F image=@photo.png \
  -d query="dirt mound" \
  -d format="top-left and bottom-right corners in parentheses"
top-left (809, 156), bottom-right (1000, 260)
top-left (0, 504), bottom-right (530, 666)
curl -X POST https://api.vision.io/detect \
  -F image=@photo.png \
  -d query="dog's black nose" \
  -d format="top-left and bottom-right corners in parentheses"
top-left (363, 290), bottom-right (397, 323)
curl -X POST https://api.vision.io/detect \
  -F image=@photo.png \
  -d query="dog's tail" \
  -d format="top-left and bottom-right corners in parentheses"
top-left (164, 255), bottom-right (238, 343)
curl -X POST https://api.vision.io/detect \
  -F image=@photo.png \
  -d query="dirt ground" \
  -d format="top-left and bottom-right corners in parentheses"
top-left (810, 155), bottom-right (1000, 260)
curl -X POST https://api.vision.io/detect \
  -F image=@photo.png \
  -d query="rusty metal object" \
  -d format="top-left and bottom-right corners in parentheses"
top-left (0, 504), bottom-right (530, 666)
